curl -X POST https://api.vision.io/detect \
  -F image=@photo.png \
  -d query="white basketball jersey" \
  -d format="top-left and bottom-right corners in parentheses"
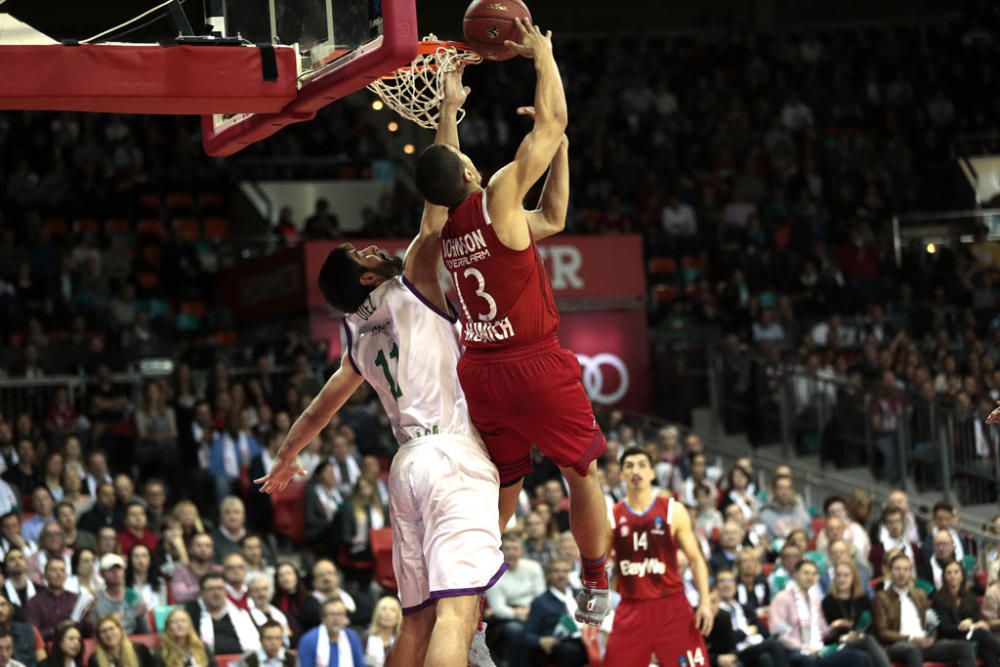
top-left (343, 276), bottom-right (479, 446)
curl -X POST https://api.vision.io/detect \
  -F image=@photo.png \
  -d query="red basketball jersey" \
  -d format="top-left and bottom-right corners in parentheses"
top-left (611, 495), bottom-right (684, 601)
top-left (440, 190), bottom-right (559, 349)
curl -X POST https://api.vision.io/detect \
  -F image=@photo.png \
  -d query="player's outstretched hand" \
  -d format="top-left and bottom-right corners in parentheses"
top-left (441, 66), bottom-right (470, 109)
top-left (695, 600), bottom-right (714, 637)
top-left (987, 400), bottom-right (1000, 425)
top-left (504, 18), bottom-right (553, 60)
top-left (255, 457), bottom-right (306, 494)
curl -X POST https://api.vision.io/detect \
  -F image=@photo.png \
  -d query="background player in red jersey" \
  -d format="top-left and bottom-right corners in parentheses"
top-left (413, 19), bottom-right (611, 625)
top-left (605, 447), bottom-right (713, 666)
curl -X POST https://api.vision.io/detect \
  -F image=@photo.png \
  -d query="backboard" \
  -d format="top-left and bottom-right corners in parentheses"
top-left (0, 0), bottom-right (417, 156)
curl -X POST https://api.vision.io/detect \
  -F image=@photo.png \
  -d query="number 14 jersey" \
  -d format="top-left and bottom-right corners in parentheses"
top-left (441, 190), bottom-right (559, 349)
top-left (611, 495), bottom-right (684, 600)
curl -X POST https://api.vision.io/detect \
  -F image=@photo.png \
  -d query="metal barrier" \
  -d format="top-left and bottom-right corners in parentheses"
top-left (707, 351), bottom-right (1000, 506)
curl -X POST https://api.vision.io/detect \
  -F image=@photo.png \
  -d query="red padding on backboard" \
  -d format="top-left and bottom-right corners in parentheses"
top-left (0, 44), bottom-right (298, 115)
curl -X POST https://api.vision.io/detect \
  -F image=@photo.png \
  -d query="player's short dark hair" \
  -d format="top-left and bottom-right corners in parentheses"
top-left (620, 446), bottom-right (653, 468)
top-left (318, 246), bottom-right (375, 314)
top-left (415, 144), bottom-right (468, 208)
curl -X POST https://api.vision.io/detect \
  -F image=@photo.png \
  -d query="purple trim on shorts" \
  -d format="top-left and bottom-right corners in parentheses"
top-left (342, 320), bottom-right (361, 375)
top-left (429, 561), bottom-right (509, 600)
top-left (402, 598), bottom-right (436, 616)
top-left (401, 276), bottom-right (459, 323)
top-left (573, 428), bottom-right (608, 476)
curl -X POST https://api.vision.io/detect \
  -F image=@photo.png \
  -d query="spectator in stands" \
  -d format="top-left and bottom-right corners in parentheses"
top-left (816, 497), bottom-right (871, 562)
top-left (0, 479), bottom-right (20, 517)
top-left (154, 516), bottom-right (188, 578)
top-left (157, 608), bottom-right (213, 667)
top-left (869, 506), bottom-right (922, 579)
top-left (56, 502), bottom-right (93, 554)
top-left (826, 538), bottom-right (872, 596)
top-left (21, 487), bottom-right (55, 545)
top-left (822, 560), bottom-right (889, 667)
top-left (213, 497), bottom-right (248, 564)
top-left (135, 381), bottom-right (179, 482)
top-left (301, 199), bottom-right (340, 241)
top-left (770, 560), bottom-right (870, 665)
top-left (297, 599), bottom-right (362, 667)
top-left (118, 502), bottom-right (157, 555)
top-left (184, 572), bottom-right (260, 656)
top-left (78, 483), bottom-right (121, 536)
top-left (919, 530), bottom-right (957, 591)
top-left (61, 469), bottom-right (88, 517)
top-left (484, 531), bottom-right (545, 663)
top-left (760, 475), bottom-right (811, 543)
top-left (241, 535), bottom-right (273, 589)
top-left (95, 527), bottom-right (119, 560)
top-left (67, 547), bottom-right (99, 597)
top-left (920, 502), bottom-right (976, 564)
top-left (362, 597), bottom-right (400, 667)
top-left (0, 630), bottom-right (27, 667)
top-left (521, 559), bottom-right (587, 667)
top-left (247, 576), bottom-right (289, 636)
top-left (709, 521), bottom-right (745, 575)
top-left (172, 501), bottom-right (207, 547)
top-left (272, 562), bottom-right (307, 644)
top-left (81, 451), bottom-right (111, 501)
top-left (984, 561), bottom-right (1000, 631)
top-left (694, 483), bottom-right (724, 537)
top-left (0, 516), bottom-right (33, 561)
top-left (40, 452), bottom-right (65, 502)
top-left (142, 479), bottom-right (168, 533)
top-left (126, 543), bottom-right (168, 610)
top-left (222, 554), bottom-right (250, 611)
top-left (768, 541), bottom-right (802, 595)
top-left (3, 548), bottom-right (34, 617)
top-left (868, 372), bottom-right (905, 483)
top-left (304, 462), bottom-right (342, 551)
top-left (0, 596), bottom-right (38, 667)
top-left (27, 559), bottom-right (93, 641)
top-left (88, 364), bottom-right (130, 454)
top-left (38, 622), bottom-right (83, 667)
top-left (873, 553), bottom-right (976, 667)
top-left (333, 477), bottom-right (385, 579)
top-left (718, 463), bottom-right (760, 525)
top-left (236, 620), bottom-right (296, 667)
top-left (171, 533), bottom-right (221, 604)
top-left (328, 435), bottom-right (360, 498)
top-left (931, 560), bottom-right (1000, 666)
top-left (713, 570), bottom-right (788, 667)
top-left (522, 511), bottom-right (556, 571)
top-left (541, 481), bottom-right (571, 533)
top-left (89, 614), bottom-right (159, 667)
top-left (3, 441), bottom-right (40, 500)
top-left (735, 548), bottom-right (770, 615)
top-left (209, 415), bottom-right (261, 504)
top-left (93, 553), bottom-right (147, 634)
top-left (299, 561), bottom-right (355, 631)
top-left (26, 522), bottom-right (71, 585)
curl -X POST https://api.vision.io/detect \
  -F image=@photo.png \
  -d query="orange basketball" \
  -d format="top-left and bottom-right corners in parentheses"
top-left (463, 0), bottom-right (533, 62)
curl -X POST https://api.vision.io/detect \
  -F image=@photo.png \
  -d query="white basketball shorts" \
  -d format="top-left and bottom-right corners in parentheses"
top-left (388, 433), bottom-right (506, 614)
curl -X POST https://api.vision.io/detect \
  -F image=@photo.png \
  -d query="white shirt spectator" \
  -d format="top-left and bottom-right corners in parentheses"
top-left (483, 558), bottom-right (545, 620)
top-left (661, 202), bottom-right (697, 236)
top-left (896, 587), bottom-right (925, 639)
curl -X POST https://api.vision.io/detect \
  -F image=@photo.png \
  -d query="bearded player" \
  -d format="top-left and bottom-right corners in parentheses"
top-left (413, 18), bottom-right (610, 626)
top-left (605, 447), bottom-right (712, 666)
top-left (258, 73), bottom-right (503, 667)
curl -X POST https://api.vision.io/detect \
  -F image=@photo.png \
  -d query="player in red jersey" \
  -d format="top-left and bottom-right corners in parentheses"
top-left (604, 446), bottom-right (713, 666)
top-left (413, 19), bottom-right (611, 625)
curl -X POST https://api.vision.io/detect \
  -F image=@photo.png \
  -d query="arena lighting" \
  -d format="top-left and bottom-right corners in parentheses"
top-left (926, 242), bottom-right (937, 254)
top-left (403, 143), bottom-right (415, 154)
top-left (371, 100), bottom-right (384, 111)
top-left (387, 121), bottom-right (399, 132)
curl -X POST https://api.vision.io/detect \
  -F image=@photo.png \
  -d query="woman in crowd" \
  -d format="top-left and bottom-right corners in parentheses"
top-left (135, 381), bottom-right (179, 482)
top-left (984, 560), bottom-right (1000, 631)
top-left (272, 562), bottom-right (307, 643)
top-left (157, 609), bottom-right (214, 667)
top-left (66, 548), bottom-right (100, 596)
top-left (335, 477), bottom-right (387, 580)
top-left (42, 452), bottom-right (65, 502)
top-left (363, 596), bottom-right (402, 667)
top-left (931, 560), bottom-right (1000, 666)
top-left (821, 561), bottom-right (889, 667)
top-left (153, 516), bottom-right (189, 578)
top-left (38, 622), bottom-right (83, 667)
top-left (816, 497), bottom-right (871, 562)
top-left (88, 615), bottom-right (159, 667)
top-left (126, 544), bottom-right (169, 610)
top-left (171, 501), bottom-right (207, 548)
top-left (719, 462), bottom-right (761, 523)
top-left (62, 467), bottom-right (91, 517)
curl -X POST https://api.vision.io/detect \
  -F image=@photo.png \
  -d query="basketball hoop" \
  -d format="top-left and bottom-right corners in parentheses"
top-left (367, 35), bottom-right (481, 130)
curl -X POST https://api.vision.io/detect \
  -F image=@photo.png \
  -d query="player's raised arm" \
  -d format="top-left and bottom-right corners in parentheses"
top-left (671, 501), bottom-right (715, 637)
top-left (487, 19), bottom-right (567, 246)
top-left (255, 351), bottom-right (364, 493)
top-left (520, 106), bottom-right (568, 241)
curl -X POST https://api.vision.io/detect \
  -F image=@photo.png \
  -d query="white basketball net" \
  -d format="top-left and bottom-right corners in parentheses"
top-left (367, 35), bottom-right (482, 130)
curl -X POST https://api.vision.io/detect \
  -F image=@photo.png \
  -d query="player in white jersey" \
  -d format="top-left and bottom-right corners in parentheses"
top-left (257, 74), bottom-right (502, 667)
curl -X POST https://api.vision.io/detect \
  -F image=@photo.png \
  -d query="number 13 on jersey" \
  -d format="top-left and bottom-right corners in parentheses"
top-left (453, 268), bottom-right (497, 322)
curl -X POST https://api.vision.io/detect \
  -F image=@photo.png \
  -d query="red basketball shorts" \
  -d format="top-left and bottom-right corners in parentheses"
top-left (457, 334), bottom-right (607, 485)
top-left (604, 594), bottom-right (708, 667)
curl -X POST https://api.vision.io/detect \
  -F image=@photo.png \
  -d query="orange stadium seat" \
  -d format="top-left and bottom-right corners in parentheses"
top-left (198, 192), bottom-right (225, 211)
top-left (653, 284), bottom-right (679, 303)
top-left (172, 217), bottom-right (200, 242)
top-left (139, 193), bottom-right (161, 211)
top-left (204, 217), bottom-right (230, 241)
top-left (44, 218), bottom-right (67, 236)
top-left (135, 272), bottom-right (160, 290)
top-left (137, 219), bottom-right (166, 237)
top-left (165, 192), bottom-right (194, 211)
top-left (215, 655), bottom-right (243, 667)
top-left (105, 219), bottom-right (132, 234)
top-left (647, 256), bottom-right (677, 276)
top-left (74, 218), bottom-right (100, 234)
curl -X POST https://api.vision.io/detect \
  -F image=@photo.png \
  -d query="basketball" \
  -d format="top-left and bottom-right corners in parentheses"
top-left (463, 0), bottom-right (533, 62)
